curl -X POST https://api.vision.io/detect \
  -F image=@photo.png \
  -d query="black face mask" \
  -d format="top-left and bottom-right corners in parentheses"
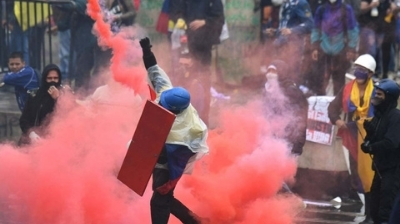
top-left (44, 81), bottom-right (60, 90)
top-left (371, 96), bottom-right (394, 112)
top-left (371, 96), bottom-right (384, 106)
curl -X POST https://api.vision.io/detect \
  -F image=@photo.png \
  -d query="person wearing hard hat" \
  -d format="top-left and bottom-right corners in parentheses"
top-left (139, 37), bottom-right (209, 224)
top-left (328, 54), bottom-right (376, 222)
top-left (361, 79), bottom-right (400, 224)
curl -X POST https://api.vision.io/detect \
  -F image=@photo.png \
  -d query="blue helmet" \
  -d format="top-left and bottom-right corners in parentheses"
top-left (374, 79), bottom-right (400, 100)
top-left (160, 87), bottom-right (190, 113)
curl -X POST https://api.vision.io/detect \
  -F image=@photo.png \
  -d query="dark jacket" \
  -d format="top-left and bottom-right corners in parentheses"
top-left (273, 0), bottom-right (313, 46)
top-left (170, 0), bottom-right (225, 48)
top-left (57, 0), bottom-right (97, 54)
top-left (109, 0), bottom-right (136, 26)
top-left (358, 0), bottom-right (392, 33)
top-left (364, 101), bottom-right (400, 172)
top-left (328, 86), bottom-right (347, 124)
top-left (52, 2), bottom-right (73, 31)
top-left (264, 60), bottom-right (309, 155)
top-left (19, 64), bottom-right (62, 135)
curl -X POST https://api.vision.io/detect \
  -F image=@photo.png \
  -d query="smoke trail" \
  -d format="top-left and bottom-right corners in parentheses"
top-left (87, 0), bottom-right (149, 96)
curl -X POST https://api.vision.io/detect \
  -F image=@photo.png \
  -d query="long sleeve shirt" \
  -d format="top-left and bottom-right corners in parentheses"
top-left (2, 66), bottom-right (39, 111)
top-left (311, 1), bottom-right (359, 55)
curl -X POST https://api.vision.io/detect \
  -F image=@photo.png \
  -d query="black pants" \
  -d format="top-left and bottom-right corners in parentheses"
top-left (28, 25), bottom-right (46, 71)
top-left (309, 51), bottom-right (350, 95)
top-left (370, 167), bottom-right (400, 223)
top-left (389, 192), bottom-right (400, 224)
top-left (381, 26), bottom-right (395, 79)
top-left (72, 45), bottom-right (109, 91)
top-left (150, 168), bottom-right (199, 224)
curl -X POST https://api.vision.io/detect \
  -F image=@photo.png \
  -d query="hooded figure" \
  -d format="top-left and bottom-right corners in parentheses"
top-left (264, 59), bottom-right (309, 155)
top-left (361, 79), bottom-right (400, 223)
top-left (19, 64), bottom-right (62, 144)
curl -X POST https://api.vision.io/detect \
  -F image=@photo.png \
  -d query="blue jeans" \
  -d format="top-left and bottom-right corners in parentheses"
top-left (359, 28), bottom-right (384, 74)
top-left (359, 28), bottom-right (384, 57)
top-left (10, 21), bottom-right (29, 65)
top-left (10, 21), bottom-right (45, 70)
top-left (58, 29), bottom-right (71, 81)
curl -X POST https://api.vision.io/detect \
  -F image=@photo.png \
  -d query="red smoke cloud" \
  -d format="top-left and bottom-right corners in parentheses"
top-left (0, 1), bottom-right (302, 223)
top-left (169, 102), bottom-right (300, 223)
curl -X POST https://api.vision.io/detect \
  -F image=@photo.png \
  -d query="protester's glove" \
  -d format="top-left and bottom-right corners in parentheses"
top-left (361, 141), bottom-right (372, 154)
top-left (28, 131), bottom-right (41, 142)
top-left (139, 37), bottom-right (157, 69)
top-left (139, 37), bottom-right (152, 51)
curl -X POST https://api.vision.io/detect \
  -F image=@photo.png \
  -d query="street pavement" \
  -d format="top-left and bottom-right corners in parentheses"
top-left (0, 196), bottom-right (367, 223)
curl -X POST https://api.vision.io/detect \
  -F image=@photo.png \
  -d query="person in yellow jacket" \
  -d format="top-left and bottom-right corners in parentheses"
top-left (10, 0), bottom-right (51, 69)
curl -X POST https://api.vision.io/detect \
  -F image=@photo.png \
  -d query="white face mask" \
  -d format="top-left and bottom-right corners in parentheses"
top-left (265, 72), bottom-right (279, 92)
top-left (329, 0), bottom-right (337, 3)
top-left (272, 0), bottom-right (284, 6)
top-left (266, 72), bottom-right (278, 81)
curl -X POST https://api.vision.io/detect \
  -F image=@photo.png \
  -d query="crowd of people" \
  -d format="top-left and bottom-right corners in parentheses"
top-left (1, 0), bottom-right (137, 89)
top-left (1, 0), bottom-right (400, 223)
top-left (259, 0), bottom-right (400, 94)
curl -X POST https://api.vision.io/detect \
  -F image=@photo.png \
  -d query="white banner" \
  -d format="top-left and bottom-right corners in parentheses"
top-left (306, 96), bottom-right (335, 145)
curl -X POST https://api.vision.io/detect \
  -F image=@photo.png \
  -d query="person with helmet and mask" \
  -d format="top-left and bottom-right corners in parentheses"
top-left (361, 79), bottom-right (400, 224)
top-left (309, 0), bottom-right (359, 95)
top-left (139, 37), bottom-right (209, 224)
top-left (328, 54), bottom-right (376, 222)
top-left (264, 59), bottom-right (308, 156)
top-left (19, 64), bottom-right (65, 145)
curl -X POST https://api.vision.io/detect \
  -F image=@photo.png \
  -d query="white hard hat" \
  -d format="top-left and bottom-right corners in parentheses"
top-left (354, 54), bottom-right (376, 72)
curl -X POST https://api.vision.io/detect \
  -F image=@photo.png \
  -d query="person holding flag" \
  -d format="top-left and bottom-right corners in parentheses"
top-left (328, 54), bottom-right (376, 222)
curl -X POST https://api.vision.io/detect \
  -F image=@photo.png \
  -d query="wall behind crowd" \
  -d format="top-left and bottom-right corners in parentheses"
top-left (136, 0), bottom-right (259, 85)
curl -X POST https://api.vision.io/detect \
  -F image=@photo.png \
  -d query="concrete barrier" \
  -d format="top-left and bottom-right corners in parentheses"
top-left (293, 96), bottom-right (353, 200)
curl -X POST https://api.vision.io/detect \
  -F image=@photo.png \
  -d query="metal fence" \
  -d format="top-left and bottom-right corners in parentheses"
top-left (0, 0), bottom-right (73, 73)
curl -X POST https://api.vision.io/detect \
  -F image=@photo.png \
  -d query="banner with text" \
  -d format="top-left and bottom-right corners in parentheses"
top-left (306, 96), bottom-right (335, 145)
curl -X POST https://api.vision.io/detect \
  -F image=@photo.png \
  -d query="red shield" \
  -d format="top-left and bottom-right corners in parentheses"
top-left (117, 100), bottom-right (175, 196)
